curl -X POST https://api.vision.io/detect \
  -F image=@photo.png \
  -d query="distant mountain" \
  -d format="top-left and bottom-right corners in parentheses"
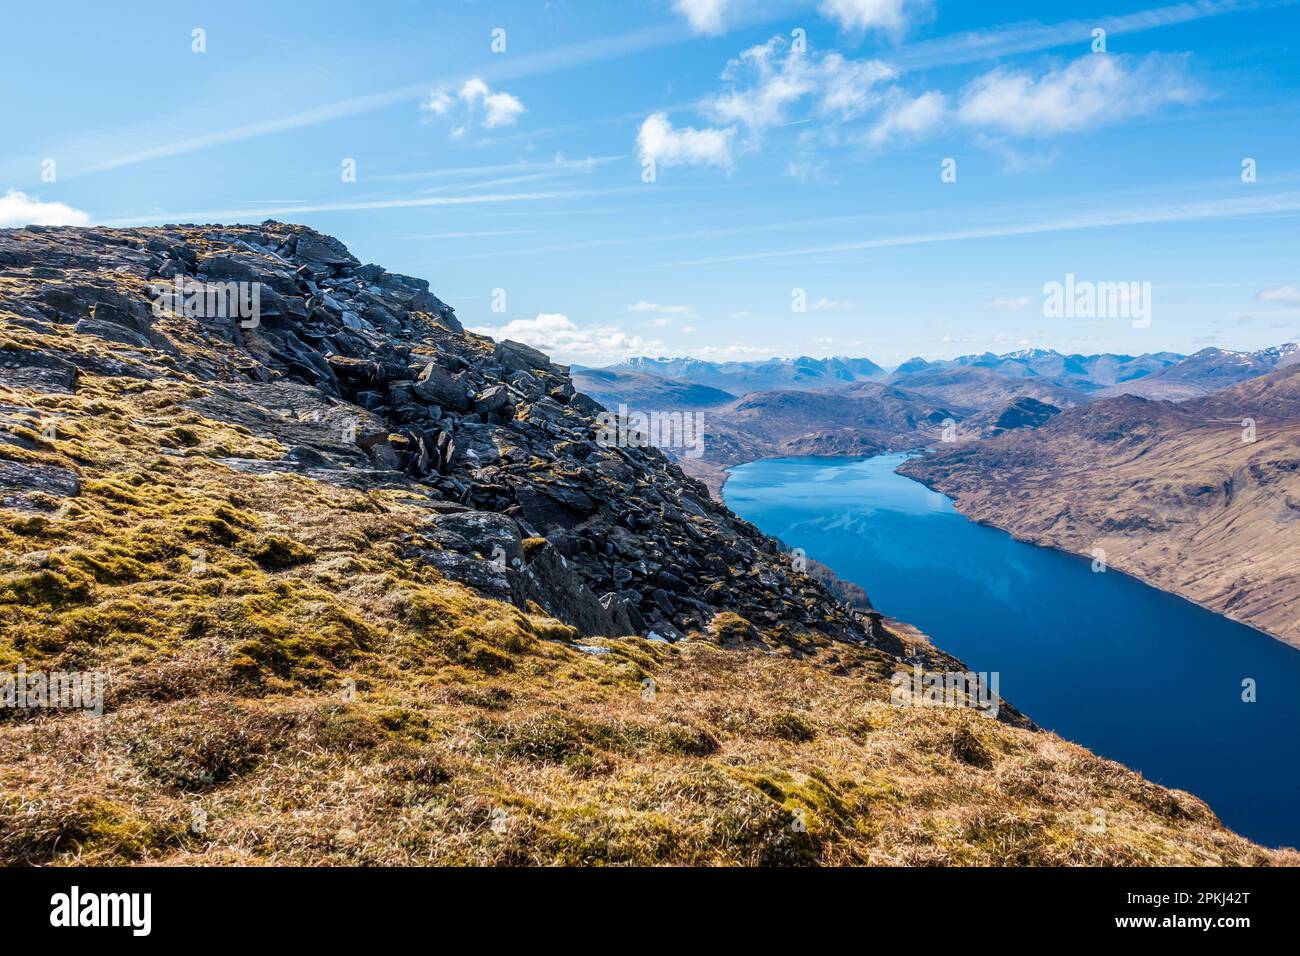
top-left (879, 365), bottom-right (1090, 414)
top-left (1096, 344), bottom-right (1300, 400)
top-left (900, 363), bottom-right (1300, 646)
top-left (605, 355), bottom-right (885, 394)
top-left (572, 367), bottom-right (736, 410)
top-left (890, 348), bottom-right (1184, 393)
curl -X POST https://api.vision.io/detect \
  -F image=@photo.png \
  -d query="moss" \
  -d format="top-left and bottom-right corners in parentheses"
top-left (766, 712), bottom-right (817, 743)
top-left (0, 565), bottom-right (95, 608)
top-left (710, 611), bottom-right (755, 643)
top-left (250, 534), bottom-right (315, 570)
top-left (0, 794), bottom-right (180, 865)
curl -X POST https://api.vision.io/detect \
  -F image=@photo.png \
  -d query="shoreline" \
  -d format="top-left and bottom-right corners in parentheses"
top-left (714, 449), bottom-right (1295, 652)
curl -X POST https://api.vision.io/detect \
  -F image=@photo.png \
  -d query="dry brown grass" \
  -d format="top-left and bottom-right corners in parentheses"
top-left (1, 315), bottom-right (1296, 866)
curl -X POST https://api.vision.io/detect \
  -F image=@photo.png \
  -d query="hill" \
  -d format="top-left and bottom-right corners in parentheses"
top-left (900, 366), bottom-right (1300, 646)
top-left (0, 223), bottom-right (1291, 865)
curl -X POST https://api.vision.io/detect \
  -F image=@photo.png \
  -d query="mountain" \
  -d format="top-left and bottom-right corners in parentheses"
top-left (900, 364), bottom-right (1300, 646)
top-left (605, 355), bottom-right (886, 394)
top-left (2, 223), bottom-right (1286, 866)
top-left (881, 365), bottom-right (1090, 415)
top-left (1096, 345), bottom-right (1300, 401)
top-left (571, 367), bottom-right (736, 409)
top-left (889, 348), bottom-right (1184, 393)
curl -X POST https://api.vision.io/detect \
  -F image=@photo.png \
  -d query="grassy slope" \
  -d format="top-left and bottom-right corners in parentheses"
top-left (0, 260), bottom-right (1295, 866)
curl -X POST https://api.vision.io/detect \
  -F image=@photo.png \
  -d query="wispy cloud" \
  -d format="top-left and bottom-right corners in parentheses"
top-left (100, 189), bottom-right (615, 227)
top-left (65, 21), bottom-right (700, 178)
top-left (958, 53), bottom-right (1198, 137)
top-left (661, 190), bottom-right (1300, 267)
top-left (990, 295), bottom-right (1032, 311)
top-left (891, 0), bottom-right (1279, 72)
top-left (1257, 283), bottom-right (1300, 306)
top-left (628, 300), bottom-right (691, 314)
top-left (60, 1), bottom-right (1266, 179)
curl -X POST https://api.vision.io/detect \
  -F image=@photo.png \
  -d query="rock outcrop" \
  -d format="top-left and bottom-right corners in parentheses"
top-left (0, 222), bottom-right (893, 653)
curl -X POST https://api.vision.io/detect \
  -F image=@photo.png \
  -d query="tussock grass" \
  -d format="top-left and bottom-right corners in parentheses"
top-left (0, 320), bottom-right (1296, 865)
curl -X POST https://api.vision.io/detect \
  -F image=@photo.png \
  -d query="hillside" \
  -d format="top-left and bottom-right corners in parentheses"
top-left (880, 365), bottom-right (1089, 416)
top-left (0, 223), bottom-right (1292, 865)
top-left (900, 366), bottom-right (1300, 647)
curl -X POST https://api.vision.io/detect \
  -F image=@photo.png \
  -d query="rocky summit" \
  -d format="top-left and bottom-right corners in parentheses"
top-left (1, 222), bottom-right (1293, 866)
top-left (0, 222), bottom-right (885, 653)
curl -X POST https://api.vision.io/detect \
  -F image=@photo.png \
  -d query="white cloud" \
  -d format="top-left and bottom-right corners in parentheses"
top-left (652, 317), bottom-right (675, 327)
top-left (958, 53), bottom-right (1196, 137)
top-left (810, 297), bottom-right (852, 311)
top-left (818, 0), bottom-right (927, 36)
top-left (422, 78), bottom-right (525, 133)
top-left (637, 112), bottom-right (734, 169)
top-left (819, 53), bottom-right (899, 121)
top-left (681, 325), bottom-right (698, 333)
top-left (628, 300), bottom-right (691, 314)
top-left (990, 295), bottom-right (1032, 311)
top-left (1257, 284), bottom-right (1300, 306)
top-left (704, 38), bottom-right (895, 134)
top-left (867, 90), bottom-right (946, 145)
top-left (708, 39), bottom-right (819, 131)
top-left (692, 344), bottom-right (786, 358)
top-left (673, 0), bottom-right (733, 35)
top-left (422, 91), bottom-right (452, 115)
top-left (785, 158), bottom-right (831, 183)
top-left (461, 78), bottom-right (527, 128)
top-left (470, 313), bottom-right (660, 361)
top-left (0, 190), bottom-right (91, 227)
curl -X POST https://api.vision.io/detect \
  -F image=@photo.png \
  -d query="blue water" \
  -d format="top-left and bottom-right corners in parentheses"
top-left (724, 453), bottom-right (1300, 849)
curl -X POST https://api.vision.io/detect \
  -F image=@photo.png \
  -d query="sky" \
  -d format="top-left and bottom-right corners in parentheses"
top-left (2, 0), bottom-right (1299, 367)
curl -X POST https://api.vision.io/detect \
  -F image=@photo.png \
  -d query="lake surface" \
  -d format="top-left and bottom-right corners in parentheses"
top-left (724, 453), bottom-right (1300, 849)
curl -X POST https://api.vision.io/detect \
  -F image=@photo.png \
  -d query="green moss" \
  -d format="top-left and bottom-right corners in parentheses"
top-left (250, 534), bottom-right (315, 570)
top-left (0, 795), bottom-right (180, 865)
top-left (0, 565), bottom-right (95, 608)
top-left (767, 712), bottom-right (817, 743)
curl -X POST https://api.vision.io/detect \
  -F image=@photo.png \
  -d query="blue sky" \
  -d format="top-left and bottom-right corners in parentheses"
top-left (3, 0), bottom-right (1298, 366)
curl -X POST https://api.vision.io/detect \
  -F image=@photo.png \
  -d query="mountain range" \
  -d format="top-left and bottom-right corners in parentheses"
top-left (575, 340), bottom-right (1300, 647)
